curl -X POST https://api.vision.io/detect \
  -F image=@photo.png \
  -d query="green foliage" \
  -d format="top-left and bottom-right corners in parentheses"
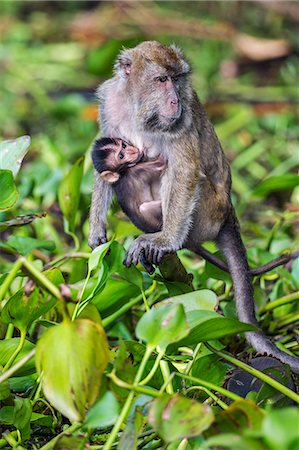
top-left (36, 318), bottom-right (109, 423)
top-left (0, 2), bottom-right (298, 449)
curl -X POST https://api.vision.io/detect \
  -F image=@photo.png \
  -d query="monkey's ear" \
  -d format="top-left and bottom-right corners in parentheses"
top-left (100, 171), bottom-right (120, 184)
top-left (115, 48), bottom-right (133, 77)
top-left (169, 44), bottom-right (191, 74)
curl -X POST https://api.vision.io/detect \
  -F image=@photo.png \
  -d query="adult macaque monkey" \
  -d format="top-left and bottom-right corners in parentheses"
top-left (89, 41), bottom-right (299, 373)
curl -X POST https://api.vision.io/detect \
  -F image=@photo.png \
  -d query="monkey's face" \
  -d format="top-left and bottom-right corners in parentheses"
top-left (111, 140), bottom-right (143, 171)
top-left (117, 42), bottom-right (193, 134)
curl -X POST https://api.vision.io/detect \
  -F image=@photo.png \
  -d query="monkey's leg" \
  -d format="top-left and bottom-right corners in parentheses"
top-left (139, 201), bottom-right (162, 230)
top-left (216, 213), bottom-right (299, 374)
top-left (89, 173), bottom-right (113, 249)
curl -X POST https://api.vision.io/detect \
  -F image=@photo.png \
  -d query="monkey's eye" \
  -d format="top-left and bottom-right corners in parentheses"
top-left (122, 142), bottom-right (127, 149)
top-left (157, 76), bottom-right (168, 83)
top-left (118, 152), bottom-right (124, 160)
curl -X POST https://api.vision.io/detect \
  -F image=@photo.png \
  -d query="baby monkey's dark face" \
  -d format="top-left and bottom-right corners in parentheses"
top-left (92, 137), bottom-right (144, 177)
top-left (112, 140), bottom-right (144, 170)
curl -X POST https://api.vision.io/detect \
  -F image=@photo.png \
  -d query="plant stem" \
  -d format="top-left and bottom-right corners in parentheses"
top-left (175, 373), bottom-right (241, 402)
top-left (103, 346), bottom-right (153, 450)
top-left (102, 293), bottom-right (143, 327)
top-left (108, 371), bottom-right (160, 397)
top-left (39, 423), bottom-right (81, 450)
top-left (139, 351), bottom-right (164, 385)
top-left (0, 259), bottom-right (23, 305)
top-left (20, 257), bottom-right (69, 318)
top-left (260, 291), bottom-right (299, 313)
top-left (3, 331), bottom-right (26, 372)
top-left (160, 359), bottom-right (174, 394)
top-left (206, 343), bottom-right (299, 404)
top-left (5, 323), bottom-right (14, 339)
top-left (185, 386), bottom-right (228, 409)
top-left (0, 349), bottom-right (35, 384)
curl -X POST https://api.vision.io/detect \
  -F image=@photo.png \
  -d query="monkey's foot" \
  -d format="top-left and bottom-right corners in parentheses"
top-left (88, 233), bottom-right (107, 250)
top-left (124, 233), bottom-right (172, 267)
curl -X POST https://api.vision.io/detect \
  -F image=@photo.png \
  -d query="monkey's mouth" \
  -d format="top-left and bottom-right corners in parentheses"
top-left (145, 110), bottom-right (183, 132)
top-left (127, 150), bottom-right (144, 167)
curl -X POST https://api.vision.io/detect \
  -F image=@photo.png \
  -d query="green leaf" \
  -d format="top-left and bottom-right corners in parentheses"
top-left (35, 318), bottom-right (109, 423)
top-left (157, 289), bottom-right (218, 312)
top-left (177, 314), bottom-right (256, 347)
top-left (84, 391), bottom-right (119, 429)
top-left (58, 155), bottom-right (84, 233)
top-left (3, 235), bottom-right (55, 256)
top-left (207, 399), bottom-right (264, 436)
top-left (0, 169), bottom-right (18, 211)
top-left (118, 407), bottom-right (143, 450)
top-left (202, 434), bottom-right (264, 450)
top-left (148, 394), bottom-right (214, 442)
top-left (2, 288), bottom-right (57, 333)
top-left (263, 408), bottom-right (299, 450)
top-left (13, 398), bottom-right (32, 440)
top-left (88, 241), bottom-right (112, 272)
top-left (0, 339), bottom-right (36, 376)
top-left (252, 174), bottom-right (299, 198)
top-left (136, 304), bottom-right (189, 351)
top-left (0, 135), bottom-right (30, 177)
top-left (0, 376), bottom-right (10, 401)
top-left (191, 355), bottom-right (227, 386)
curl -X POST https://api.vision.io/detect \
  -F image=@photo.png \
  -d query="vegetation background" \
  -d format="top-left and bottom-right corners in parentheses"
top-left (0, 1), bottom-right (298, 449)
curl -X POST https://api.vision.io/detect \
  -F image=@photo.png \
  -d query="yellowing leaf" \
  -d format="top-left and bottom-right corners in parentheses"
top-left (36, 318), bottom-right (109, 423)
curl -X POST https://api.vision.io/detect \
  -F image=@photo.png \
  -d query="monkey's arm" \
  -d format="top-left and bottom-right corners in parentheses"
top-left (88, 172), bottom-right (113, 249)
top-left (124, 159), bottom-right (199, 266)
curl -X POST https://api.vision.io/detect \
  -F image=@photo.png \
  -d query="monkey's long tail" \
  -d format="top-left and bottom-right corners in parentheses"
top-left (216, 213), bottom-right (299, 375)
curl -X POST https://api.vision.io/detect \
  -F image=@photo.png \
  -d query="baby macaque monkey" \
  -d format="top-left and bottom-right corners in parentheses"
top-left (92, 137), bottom-right (166, 234)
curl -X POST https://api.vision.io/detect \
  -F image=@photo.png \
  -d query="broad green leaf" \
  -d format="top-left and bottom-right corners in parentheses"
top-left (252, 174), bottom-right (299, 198)
top-left (118, 408), bottom-right (143, 450)
top-left (0, 406), bottom-right (52, 427)
top-left (58, 155), bottom-right (84, 233)
top-left (88, 241), bottom-right (112, 272)
top-left (105, 241), bottom-right (143, 289)
top-left (0, 135), bottom-right (30, 177)
top-left (263, 408), bottom-right (299, 450)
top-left (136, 304), bottom-right (189, 351)
top-left (13, 397), bottom-right (32, 440)
top-left (148, 394), bottom-right (214, 442)
top-left (207, 400), bottom-right (264, 436)
top-left (0, 376), bottom-right (10, 401)
top-left (0, 169), bottom-right (18, 211)
top-left (36, 318), bottom-right (109, 423)
top-left (202, 434), bottom-right (265, 450)
top-left (191, 355), bottom-right (227, 386)
top-left (177, 316), bottom-right (256, 346)
top-left (3, 235), bottom-right (55, 256)
top-left (92, 278), bottom-right (140, 313)
top-left (53, 435), bottom-right (87, 449)
top-left (84, 391), bottom-right (119, 429)
top-left (0, 339), bottom-right (36, 376)
top-left (2, 288), bottom-right (57, 333)
top-left (157, 289), bottom-right (218, 312)
top-left (9, 375), bottom-right (37, 393)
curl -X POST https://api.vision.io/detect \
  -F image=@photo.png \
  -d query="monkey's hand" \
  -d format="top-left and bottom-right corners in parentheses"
top-left (124, 233), bottom-right (173, 267)
top-left (88, 231), bottom-right (107, 250)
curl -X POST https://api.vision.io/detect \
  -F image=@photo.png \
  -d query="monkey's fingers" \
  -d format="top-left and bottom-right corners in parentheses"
top-left (124, 240), bottom-right (145, 267)
top-left (140, 253), bottom-right (155, 274)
